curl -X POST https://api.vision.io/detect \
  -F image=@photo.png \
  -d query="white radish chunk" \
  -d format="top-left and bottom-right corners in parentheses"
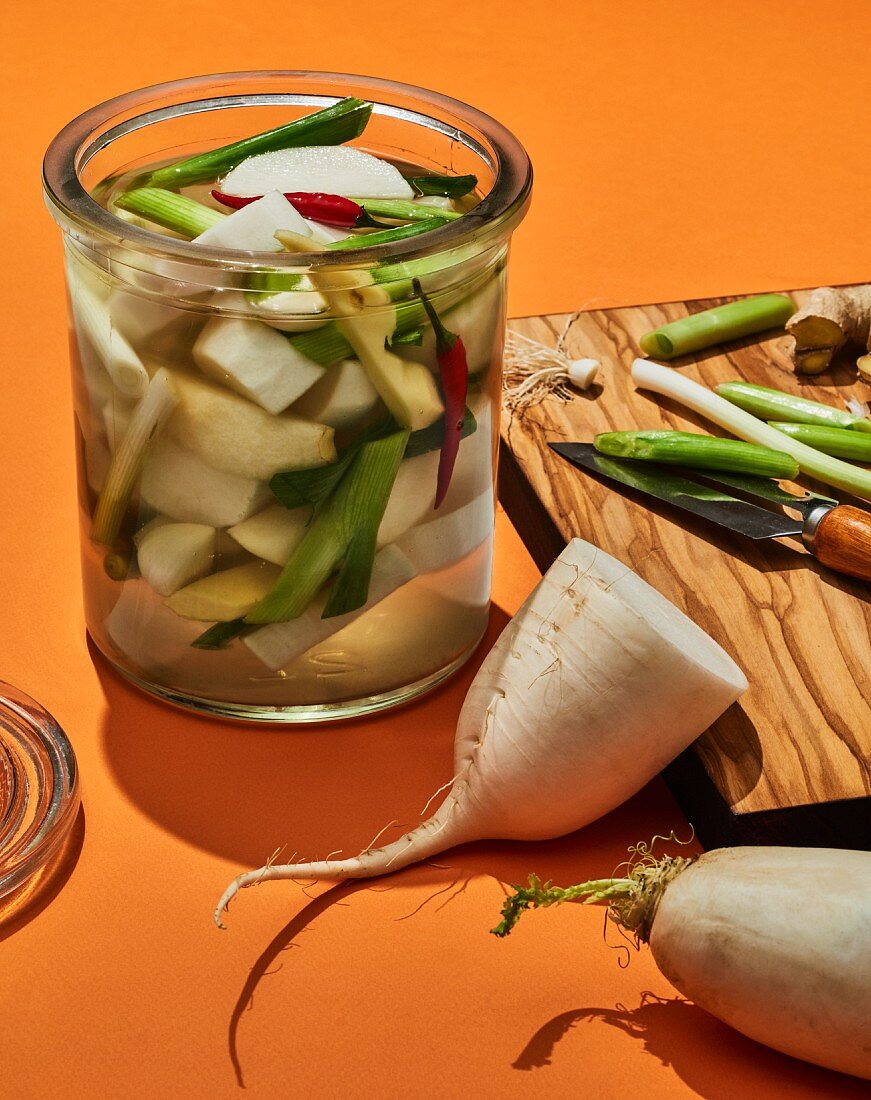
top-left (137, 522), bottom-right (216, 597)
top-left (245, 288), bottom-right (329, 333)
top-left (396, 489), bottom-right (493, 573)
top-left (222, 146), bottom-right (414, 200)
top-left (650, 846), bottom-right (871, 1081)
top-left (215, 538), bottom-right (746, 924)
top-left (244, 546), bottom-right (417, 671)
top-left (141, 437), bottom-right (269, 527)
top-left (290, 359), bottom-right (381, 429)
top-left (306, 221), bottom-right (352, 244)
top-left (166, 560), bottom-right (281, 621)
top-left (66, 264), bottom-right (149, 397)
top-left (227, 505), bottom-right (309, 566)
top-left (414, 195), bottom-right (457, 211)
top-left (165, 372), bottom-right (336, 480)
top-left (192, 317), bottom-right (325, 414)
top-left (107, 289), bottom-right (180, 348)
top-left (106, 579), bottom-right (208, 670)
top-left (194, 191), bottom-right (311, 251)
top-left (133, 514), bottom-right (173, 546)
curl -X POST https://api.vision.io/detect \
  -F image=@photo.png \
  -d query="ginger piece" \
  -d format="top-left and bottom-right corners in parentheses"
top-left (786, 286), bottom-right (871, 375)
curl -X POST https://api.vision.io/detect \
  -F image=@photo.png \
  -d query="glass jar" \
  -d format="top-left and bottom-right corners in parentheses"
top-left (43, 72), bottom-right (532, 722)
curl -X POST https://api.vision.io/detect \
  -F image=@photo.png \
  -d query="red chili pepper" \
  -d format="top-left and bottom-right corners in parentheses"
top-left (211, 190), bottom-right (365, 228)
top-left (413, 279), bottom-right (469, 508)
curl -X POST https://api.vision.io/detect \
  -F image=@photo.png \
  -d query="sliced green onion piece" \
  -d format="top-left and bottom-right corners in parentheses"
top-left (391, 327), bottom-right (424, 347)
top-left (193, 618), bottom-right (254, 650)
top-left (246, 428), bottom-right (409, 623)
top-left (113, 189), bottom-right (224, 238)
top-left (348, 198), bottom-right (462, 223)
top-left (92, 369), bottom-right (179, 547)
top-left (639, 294), bottom-right (794, 359)
top-left (594, 430), bottom-right (799, 479)
top-left (409, 173), bottom-right (478, 198)
top-left (148, 98), bottom-right (373, 189)
top-left (766, 422), bottom-right (871, 461)
top-left (631, 358), bottom-right (871, 501)
top-left (326, 220), bottom-right (450, 251)
top-left (716, 381), bottom-right (871, 434)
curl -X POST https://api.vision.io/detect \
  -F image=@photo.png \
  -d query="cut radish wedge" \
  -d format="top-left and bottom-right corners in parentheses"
top-left (221, 146), bottom-right (414, 200)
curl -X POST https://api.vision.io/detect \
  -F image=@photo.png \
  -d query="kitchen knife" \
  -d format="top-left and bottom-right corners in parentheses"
top-left (549, 442), bottom-right (871, 583)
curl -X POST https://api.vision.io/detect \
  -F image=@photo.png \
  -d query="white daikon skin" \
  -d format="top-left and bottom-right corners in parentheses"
top-left (214, 538), bottom-right (747, 927)
top-left (221, 146), bottom-right (414, 200)
top-left (494, 845), bottom-right (871, 1082)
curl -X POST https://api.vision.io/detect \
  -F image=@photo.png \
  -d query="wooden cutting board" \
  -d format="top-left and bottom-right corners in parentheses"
top-left (500, 292), bottom-right (871, 850)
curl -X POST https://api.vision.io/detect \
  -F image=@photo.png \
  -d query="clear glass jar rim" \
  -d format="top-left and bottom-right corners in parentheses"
top-left (42, 70), bottom-right (533, 271)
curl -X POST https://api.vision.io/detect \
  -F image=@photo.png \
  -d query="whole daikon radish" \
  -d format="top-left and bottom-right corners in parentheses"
top-left (215, 539), bottom-right (746, 927)
top-left (493, 845), bottom-right (871, 1081)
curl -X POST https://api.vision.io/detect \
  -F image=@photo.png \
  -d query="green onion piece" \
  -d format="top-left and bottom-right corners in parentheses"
top-left (639, 294), bottom-right (794, 360)
top-left (322, 429), bottom-right (409, 617)
top-left (147, 97), bottom-right (373, 190)
top-left (404, 406), bottom-right (476, 459)
top-left (327, 220), bottom-right (450, 251)
top-left (247, 428), bottom-right (409, 623)
top-left (594, 430), bottom-right (799, 479)
top-left (391, 327), bottom-right (425, 347)
top-left (716, 381), bottom-right (871, 433)
top-left (285, 297), bottom-right (428, 366)
top-left (193, 618), bottom-right (254, 650)
top-left (92, 369), bottom-right (179, 546)
top-left (766, 422), bottom-right (871, 461)
top-left (270, 409), bottom-right (477, 510)
top-left (631, 358), bottom-right (871, 502)
top-left (113, 188), bottom-right (224, 238)
top-left (347, 198), bottom-right (462, 223)
top-left (409, 173), bottom-right (477, 198)
top-left (269, 419), bottom-right (391, 509)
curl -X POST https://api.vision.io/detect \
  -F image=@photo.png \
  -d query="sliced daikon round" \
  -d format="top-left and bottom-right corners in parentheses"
top-left (221, 146), bottom-right (414, 200)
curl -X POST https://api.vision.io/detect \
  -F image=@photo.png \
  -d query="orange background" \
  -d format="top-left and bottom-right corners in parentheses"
top-left (2, 3), bottom-right (870, 1097)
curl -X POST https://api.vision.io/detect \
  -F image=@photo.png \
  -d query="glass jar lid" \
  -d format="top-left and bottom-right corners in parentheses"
top-left (0, 682), bottom-right (80, 900)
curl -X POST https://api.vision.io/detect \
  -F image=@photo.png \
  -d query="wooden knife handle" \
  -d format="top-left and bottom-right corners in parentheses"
top-left (810, 505), bottom-right (871, 582)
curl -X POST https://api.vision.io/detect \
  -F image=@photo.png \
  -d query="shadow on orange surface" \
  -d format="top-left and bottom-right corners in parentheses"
top-left (0, 806), bottom-right (85, 942)
top-left (513, 993), bottom-right (869, 1098)
top-left (221, 784), bottom-right (693, 1088)
top-left (94, 606), bottom-right (511, 867)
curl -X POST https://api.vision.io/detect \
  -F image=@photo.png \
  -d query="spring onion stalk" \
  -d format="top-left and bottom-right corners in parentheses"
top-left (391, 327), bottom-right (425, 347)
top-left (409, 173), bottom-right (477, 198)
top-left (245, 429), bottom-right (409, 624)
top-left (594, 430), bottom-right (799, 479)
top-left (716, 381), bottom-right (871, 434)
top-left (347, 198), bottom-right (462, 223)
top-left (147, 98), bottom-right (373, 190)
top-left (113, 188), bottom-right (225, 238)
top-left (639, 294), bottom-right (794, 360)
top-left (766, 422), bottom-right (871, 461)
top-left (91, 369), bottom-right (179, 546)
top-left (285, 298), bottom-right (429, 365)
top-left (631, 359), bottom-right (871, 501)
top-left (326, 220), bottom-right (450, 251)
top-left (269, 419), bottom-right (392, 509)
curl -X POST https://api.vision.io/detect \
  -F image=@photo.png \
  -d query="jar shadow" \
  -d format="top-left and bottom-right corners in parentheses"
top-left (95, 605), bottom-right (511, 867)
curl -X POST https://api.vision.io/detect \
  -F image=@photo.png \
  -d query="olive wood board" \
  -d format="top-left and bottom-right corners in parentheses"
top-left (499, 292), bottom-right (870, 850)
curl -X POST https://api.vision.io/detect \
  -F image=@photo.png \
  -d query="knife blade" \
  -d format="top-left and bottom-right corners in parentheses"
top-left (549, 442), bottom-right (871, 583)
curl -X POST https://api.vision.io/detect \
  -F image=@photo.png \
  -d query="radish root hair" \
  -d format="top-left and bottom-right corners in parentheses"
top-left (491, 835), bottom-right (696, 943)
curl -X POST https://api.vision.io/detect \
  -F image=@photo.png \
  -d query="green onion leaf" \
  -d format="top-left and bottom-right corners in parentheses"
top-left (348, 198), bottom-right (462, 223)
top-left (148, 97), bottom-right (374, 190)
top-left (409, 173), bottom-right (478, 198)
top-left (766, 422), bottom-right (871, 461)
top-left (113, 189), bottom-right (224, 238)
top-left (594, 429), bottom-right (799, 479)
top-left (716, 381), bottom-right (871, 433)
